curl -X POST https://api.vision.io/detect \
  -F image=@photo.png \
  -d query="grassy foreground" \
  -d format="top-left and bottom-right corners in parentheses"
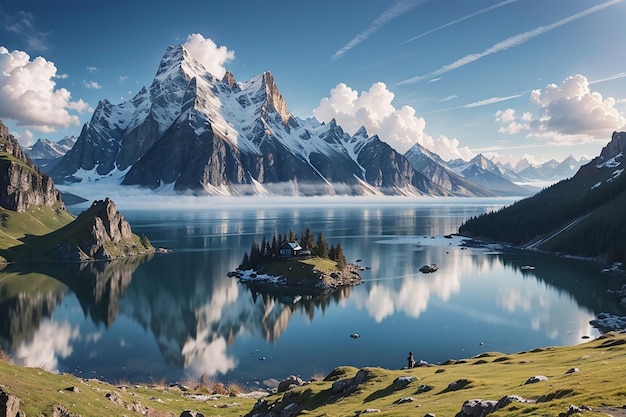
top-left (3, 333), bottom-right (626, 416)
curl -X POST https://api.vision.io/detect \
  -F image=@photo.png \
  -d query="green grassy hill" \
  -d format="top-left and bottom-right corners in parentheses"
top-left (3, 332), bottom-right (626, 416)
top-left (0, 205), bottom-right (74, 262)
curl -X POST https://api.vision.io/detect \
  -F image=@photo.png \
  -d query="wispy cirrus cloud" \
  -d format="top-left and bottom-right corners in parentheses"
top-left (332, 0), bottom-right (424, 60)
top-left (1, 9), bottom-right (49, 52)
top-left (590, 71), bottom-right (626, 85)
top-left (398, 0), bottom-right (624, 85)
top-left (401, 0), bottom-right (520, 45)
top-left (463, 93), bottom-right (525, 108)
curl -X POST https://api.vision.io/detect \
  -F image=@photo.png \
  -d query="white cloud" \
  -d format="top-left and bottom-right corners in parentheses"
top-left (13, 129), bottom-right (34, 147)
top-left (496, 74), bottom-right (626, 143)
top-left (0, 47), bottom-right (90, 133)
top-left (82, 80), bottom-right (102, 90)
top-left (86, 65), bottom-right (98, 73)
top-left (495, 108), bottom-right (529, 134)
top-left (313, 82), bottom-right (473, 160)
top-left (183, 33), bottom-right (235, 79)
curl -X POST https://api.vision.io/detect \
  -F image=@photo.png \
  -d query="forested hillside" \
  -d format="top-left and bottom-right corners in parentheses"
top-left (459, 132), bottom-right (626, 263)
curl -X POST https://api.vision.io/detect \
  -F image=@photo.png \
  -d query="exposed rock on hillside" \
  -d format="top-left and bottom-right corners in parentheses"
top-left (0, 121), bottom-right (65, 212)
top-left (51, 198), bottom-right (154, 261)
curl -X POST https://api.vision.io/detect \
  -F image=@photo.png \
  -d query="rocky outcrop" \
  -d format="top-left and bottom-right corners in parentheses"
top-left (599, 131), bottom-right (626, 160)
top-left (0, 387), bottom-right (23, 417)
top-left (455, 395), bottom-right (535, 417)
top-left (53, 198), bottom-right (154, 261)
top-left (0, 121), bottom-right (65, 212)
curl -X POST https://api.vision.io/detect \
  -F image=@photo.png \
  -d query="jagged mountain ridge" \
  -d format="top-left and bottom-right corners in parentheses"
top-left (448, 154), bottom-right (534, 196)
top-left (405, 143), bottom-right (497, 197)
top-left (24, 136), bottom-right (76, 173)
top-left (49, 44), bottom-right (466, 196)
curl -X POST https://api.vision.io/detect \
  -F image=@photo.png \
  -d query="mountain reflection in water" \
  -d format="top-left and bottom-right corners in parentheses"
top-left (0, 201), bottom-right (624, 385)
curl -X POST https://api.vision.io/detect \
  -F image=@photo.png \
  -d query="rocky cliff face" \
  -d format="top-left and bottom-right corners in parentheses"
top-left (0, 121), bottom-right (65, 212)
top-left (600, 131), bottom-right (626, 160)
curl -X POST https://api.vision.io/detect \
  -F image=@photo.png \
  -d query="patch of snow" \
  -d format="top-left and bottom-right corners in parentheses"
top-left (608, 168), bottom-right (624, 182)
top-left (591, 181), bottom-right (602, 190)
top-left (596, 153), bottom-right (623, 169)
top-left (237, 269), bottom-right (287, 285)
top-left (69, 166), bottom-right (129, 184)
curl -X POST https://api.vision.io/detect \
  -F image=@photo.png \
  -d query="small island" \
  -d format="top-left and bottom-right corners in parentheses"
top-left (230, 228), bottom-right (361, 292)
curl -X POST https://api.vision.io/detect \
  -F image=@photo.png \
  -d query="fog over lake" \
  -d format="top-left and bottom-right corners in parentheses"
top-left (1, 197), bottom-right (622, 386)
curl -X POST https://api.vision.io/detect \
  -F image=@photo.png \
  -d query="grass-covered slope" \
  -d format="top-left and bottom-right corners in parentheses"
top-left (0, 357), bottom-right (259, 417)
top-left (3, 333), bottom-right (626, 417)
top-left (0, 205), bottom-right (74, 262)
top-left (250, 332), bottom-right (626, 417)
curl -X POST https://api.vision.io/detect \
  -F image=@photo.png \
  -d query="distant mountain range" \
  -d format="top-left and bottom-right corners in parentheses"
top-left (459, 131), bottom-right (626, 264)
top-left (24, 136), bottom-right (76, 173)
top-left (38, 44), bottom-right (585, 198)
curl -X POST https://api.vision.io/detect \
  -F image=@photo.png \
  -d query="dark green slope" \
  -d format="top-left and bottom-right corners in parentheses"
top-left (459, 143), bottom-right (626, 262)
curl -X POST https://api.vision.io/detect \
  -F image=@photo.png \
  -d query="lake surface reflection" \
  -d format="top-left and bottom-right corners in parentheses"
top-left (1, 198), bottom-right (624, 386)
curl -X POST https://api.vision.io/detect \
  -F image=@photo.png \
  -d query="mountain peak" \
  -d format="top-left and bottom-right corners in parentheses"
top-left (600, 131), bottom-right (626, 160)
top-left (222, 71), bottom-right (237, 89)
top-left (354, 126), bottom-right (369, 138)
top-left (259, 71), bottom-right (291, 125)
top-left (155, 44), bottom-right (213, 84)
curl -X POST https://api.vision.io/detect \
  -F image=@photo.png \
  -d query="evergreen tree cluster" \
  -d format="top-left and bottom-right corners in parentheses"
top-left (239, 227), bottom-right (346, 269)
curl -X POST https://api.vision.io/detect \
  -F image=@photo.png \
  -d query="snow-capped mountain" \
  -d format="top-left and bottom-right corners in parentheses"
top-left (50, 45), bottom-right (450, 196)
top-left (25, 136), bottom-right (76, 172)
top-left (404, 143), bottom-right (496, 197)
top-left (516, 155), bottom-right (588, 182)
top-left (448, 154), bottom-right (534, 196)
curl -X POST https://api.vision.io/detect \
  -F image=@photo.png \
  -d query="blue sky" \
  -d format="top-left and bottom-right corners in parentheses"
top-left (1, 0), bottom-right (625, 165)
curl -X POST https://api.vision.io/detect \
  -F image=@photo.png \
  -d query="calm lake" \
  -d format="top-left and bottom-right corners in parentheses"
top-left (1, 197), bottom-right (624, 388)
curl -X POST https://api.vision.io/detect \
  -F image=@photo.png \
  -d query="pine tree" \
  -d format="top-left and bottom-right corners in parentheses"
top-left (335, 243), bottom-right (346, 269)
top-left (241, 251), bottom-right (250, 269)
top-left (250, 240), bottom-right (261, 266)
top-left (271, 233), bottom-right (278, 256)
top-left (260, 236), bottom-right (269, 258)
top-left (301, 227), bottom-right (316, 251)
top-left (316, 232), bottom-right (329, 259)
